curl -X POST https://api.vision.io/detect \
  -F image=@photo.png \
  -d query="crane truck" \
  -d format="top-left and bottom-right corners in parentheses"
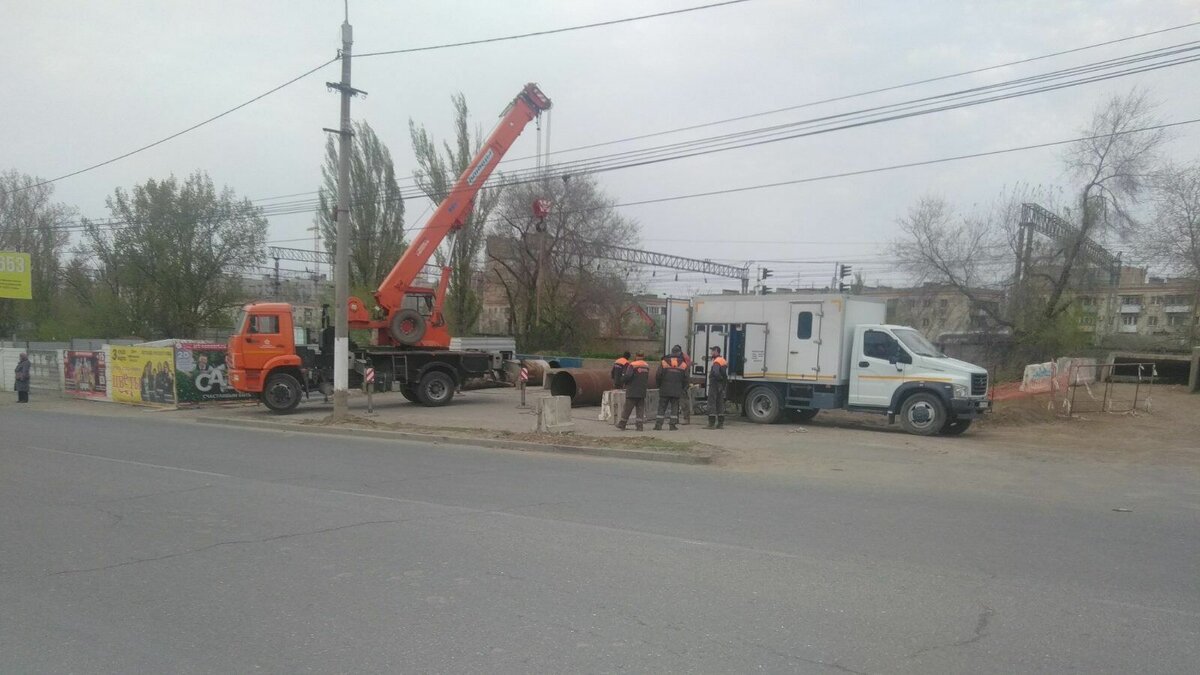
top-left (228, 83), bottom-right (552, 413)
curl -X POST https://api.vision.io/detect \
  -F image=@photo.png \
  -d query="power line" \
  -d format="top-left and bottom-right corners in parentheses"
top-left (354, 0), bottom-right (755, 58)
top-left (2, 58), bottom-right (337, 196)
top-left (494, 19), bottom-right (1200, 165)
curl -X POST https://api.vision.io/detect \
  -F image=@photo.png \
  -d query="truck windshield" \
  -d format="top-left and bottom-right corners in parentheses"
top-left (893, 328), bottom-right (944, 358)
top-left (233, 309), bottom-right (248, 334)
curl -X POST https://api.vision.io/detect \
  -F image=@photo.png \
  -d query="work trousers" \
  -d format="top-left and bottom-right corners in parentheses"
top-left (619, 397), bottom-right (646, 425)
top-left (656, 396), bottom-right (680, 426)
top-left (707, 384), bottom-right (726, 416)
top-left (17, 390), bottom-right (29, 403)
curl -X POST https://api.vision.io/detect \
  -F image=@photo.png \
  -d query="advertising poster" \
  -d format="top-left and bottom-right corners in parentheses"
top-left (64, 350), bottom-right (107, 399)
top-left (173, 343), bottom-right (253, 404)
top-left (109, 346), bottom-right (176, 407)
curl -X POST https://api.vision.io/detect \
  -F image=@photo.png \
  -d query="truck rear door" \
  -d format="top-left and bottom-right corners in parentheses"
top-left (786, 302), bottom-right (823, 380)
top-left (741, 323), bottom-right (767, 378)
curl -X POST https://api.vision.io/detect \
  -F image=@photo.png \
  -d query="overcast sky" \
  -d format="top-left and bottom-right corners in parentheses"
top-left (6, 0), bottom-right (1199, 296)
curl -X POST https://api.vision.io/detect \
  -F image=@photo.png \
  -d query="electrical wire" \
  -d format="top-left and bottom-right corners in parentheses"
top-left (354, 0), bottom-right (755, 58)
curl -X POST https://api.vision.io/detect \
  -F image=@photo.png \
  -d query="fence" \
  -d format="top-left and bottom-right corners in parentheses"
top-left (1062, 362), bottom-right (1155, 415)
top-left (0, 339), bottom-right (253, 408)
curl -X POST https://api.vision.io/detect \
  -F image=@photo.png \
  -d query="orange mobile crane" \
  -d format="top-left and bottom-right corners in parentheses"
top-left (228, 83), bottom-right (551, 413)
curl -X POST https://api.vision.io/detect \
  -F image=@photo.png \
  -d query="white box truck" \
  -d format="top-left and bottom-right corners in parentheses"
top-left (665, 293), bottom-right (991, 435)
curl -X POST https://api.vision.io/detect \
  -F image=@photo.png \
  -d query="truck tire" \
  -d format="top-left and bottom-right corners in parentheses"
top-left (744, 386), bottom-right (783, 424)
top-left (787, 408), bottom-right (819, 423)
top-left (399, 386), bottom-right (419, 403)
top-left (262, 372), bottom-right (302, 413)
top-left (941, 419), bottom-right (973, 436)
top-left (899, 392), bottom-right (946, 436)
top-left (389, 308), bottom-right (427, 346)
top-left (415, 370), bottom-right (455, 407)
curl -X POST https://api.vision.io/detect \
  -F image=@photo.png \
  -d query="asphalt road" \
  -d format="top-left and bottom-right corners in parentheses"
top-left (1, 407), bottom-right (1196, 674)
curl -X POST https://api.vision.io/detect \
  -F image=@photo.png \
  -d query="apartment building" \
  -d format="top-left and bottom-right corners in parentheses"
top-left (1076, 267), bottom-right (1198, 345)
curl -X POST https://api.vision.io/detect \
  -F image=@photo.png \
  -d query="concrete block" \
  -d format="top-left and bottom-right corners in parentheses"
top-left (599, 389), bottom-right (619, 421)
top-left (535, 395), bottom-right (575, 434)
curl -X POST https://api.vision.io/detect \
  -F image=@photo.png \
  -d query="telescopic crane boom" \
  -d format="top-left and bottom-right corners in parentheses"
top-left (348, 83), bottom-right (552, 348)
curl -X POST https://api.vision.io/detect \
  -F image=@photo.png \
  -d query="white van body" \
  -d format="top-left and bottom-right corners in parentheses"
top-left (666, 293), bottom-right (991, 435)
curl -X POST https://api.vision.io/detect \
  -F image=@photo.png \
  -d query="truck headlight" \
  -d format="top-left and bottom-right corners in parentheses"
top-left (952, 384), bottom-right (969, 399)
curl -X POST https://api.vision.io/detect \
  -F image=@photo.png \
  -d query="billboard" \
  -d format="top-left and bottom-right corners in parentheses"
top-left (109, 346), bottom-right (176, 407)
top-left (64, 350), bottom-right (107, 399)
top-left (0, 251), bottom-right (32, 300)
top-left (173, 343), bottom-right (254, 404)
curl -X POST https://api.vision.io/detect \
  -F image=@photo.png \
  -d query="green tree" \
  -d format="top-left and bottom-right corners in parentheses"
top-left (315, 120), bottom-right (406, 291)
top-left (0, 170), bottom-right (75, 336)
top-left (410, 93), bottom-right (501, 336)
top-left (75, 171), bottom-right (267, 338)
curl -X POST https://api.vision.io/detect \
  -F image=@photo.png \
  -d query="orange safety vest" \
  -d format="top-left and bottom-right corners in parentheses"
top-left (712, 356), bottom-right (727, 367)
top-left (660, 356), bottom-right (686, 371)
top-left (614, 357), bottom-right (629, 367)
top-left (628, 360), bottom-right (649, 371)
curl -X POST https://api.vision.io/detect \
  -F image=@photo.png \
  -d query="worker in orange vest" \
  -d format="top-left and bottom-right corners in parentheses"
top-left (611, 351), bottom-right (631, 389)
top-left (707, 345), bottom-right (729, 429)
top-left (617, 352), bottom-right (650, 431)
top-left (655, 345), bottom-right (688, 431)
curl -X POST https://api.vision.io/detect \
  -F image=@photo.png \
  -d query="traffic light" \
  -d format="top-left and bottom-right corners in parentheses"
top-left (838, 264), bottom-right (852, 292)
top-left (760, 268), bottom-right (772, 280)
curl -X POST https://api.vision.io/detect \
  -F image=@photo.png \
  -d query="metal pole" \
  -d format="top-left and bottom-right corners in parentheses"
top-left (332, 17), bottom-right (353, 419)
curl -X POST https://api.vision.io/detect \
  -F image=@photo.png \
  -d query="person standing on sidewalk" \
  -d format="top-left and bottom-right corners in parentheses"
top-left (617, 352), bottom-right (650, 431)
top-left (655, 345), bottom-right (688, 431)
top-left (707, 346), bottom-right (728, 429)
top-left (14, 352), bottom-right (31, 403)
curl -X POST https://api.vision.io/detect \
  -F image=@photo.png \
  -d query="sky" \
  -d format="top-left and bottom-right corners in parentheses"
top-left (5, 0), bottom-right (1199, 297)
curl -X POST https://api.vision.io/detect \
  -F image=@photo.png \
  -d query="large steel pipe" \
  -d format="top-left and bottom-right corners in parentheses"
top-left (549, 368), bottom-right (614, 407)
top-left (521, 359), bottom-right (552, 386)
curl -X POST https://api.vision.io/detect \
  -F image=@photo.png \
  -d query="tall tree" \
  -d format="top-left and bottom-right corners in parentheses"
top-left (410, 94), bottom-right (501, 335)
top-left (316, 120), bottom-right (407, 292)
top-left (76, 171), bottom-right (267, 338)
top-left (487, 175), bottom-right (638, 352)
top-left (0, 170), bottom-right (75, 336)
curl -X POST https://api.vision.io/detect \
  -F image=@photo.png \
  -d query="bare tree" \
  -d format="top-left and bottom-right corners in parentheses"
top-left (894, 91), bottom-right (1168, 361)
top-left (1144, 162), bottom-right (1200, 281)
top-left (410, 94), bottom-right (500, 336)
top-left (487, 175), bottom-right (638, 351)
top-left (1049, 88), bottom-right (1165, 317)
top-left (315, 120), bottom-right (406, 291)
top-left (1143, 161), bottom-right (1200, 341)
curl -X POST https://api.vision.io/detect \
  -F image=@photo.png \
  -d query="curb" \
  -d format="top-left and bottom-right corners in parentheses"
top-left (193, 416), bottom-right (713, 465)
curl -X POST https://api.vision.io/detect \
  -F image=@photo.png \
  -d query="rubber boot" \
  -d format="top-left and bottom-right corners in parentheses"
top-left (654, 420), bottom-right (663, 431)
top-left (707, 416), bottom-right (716, 429)
top-left (669, 423), bottom-right (678, 431)
top-left (617, 420), bottom-right (627, 431)
top-left (636, 422), bottom-right (644, 431)
top-left (716, 416), bottom-right (725, 429)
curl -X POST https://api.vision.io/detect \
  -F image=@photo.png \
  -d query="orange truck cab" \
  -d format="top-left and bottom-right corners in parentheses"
top-left (227, 302), bottom-right (306, 400)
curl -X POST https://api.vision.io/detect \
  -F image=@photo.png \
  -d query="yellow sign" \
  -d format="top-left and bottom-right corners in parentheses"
top-left (0, 251), bottom-right (32, 300)
top-left (109, 346), bottom-right (177, 407)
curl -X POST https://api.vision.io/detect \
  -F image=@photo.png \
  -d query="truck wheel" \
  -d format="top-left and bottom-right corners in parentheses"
top-left (787, 408), bottom-right (818, 423)
top-left (416, 371), bottom-right (454, 407)
top-left (899, 392), bottom-right (946, 436)
top-left (399, 386), bottom-right (419, 403)
top-left (941, 419), bottom-right (973, 436)
top-left (744, 386), bottom-right (783, 424)
top-left (262, 372), bottom-right (302, 413)
top-left (389, 308), bottom-right (427, 346)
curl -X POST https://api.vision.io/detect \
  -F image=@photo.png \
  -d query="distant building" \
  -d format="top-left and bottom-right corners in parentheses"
top-left (1075, 267), bottom-right (1198, 347)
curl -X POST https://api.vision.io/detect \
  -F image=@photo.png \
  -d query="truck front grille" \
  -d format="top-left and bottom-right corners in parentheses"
top-left (971, 373), bottom-right (988, 396)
